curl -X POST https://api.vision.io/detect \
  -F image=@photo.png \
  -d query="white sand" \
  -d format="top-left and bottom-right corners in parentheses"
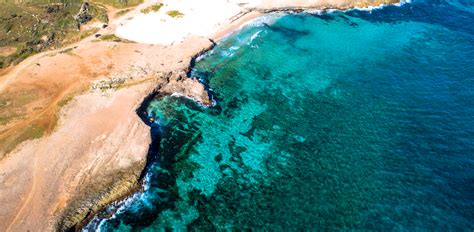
top-left (114, 0), bottom-right (381, 45)
top-left (115, 0), bottom-right (248, 45)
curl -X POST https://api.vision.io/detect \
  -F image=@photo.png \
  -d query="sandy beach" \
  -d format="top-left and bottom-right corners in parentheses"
top-left (0, 0), bottom-right (400, 230)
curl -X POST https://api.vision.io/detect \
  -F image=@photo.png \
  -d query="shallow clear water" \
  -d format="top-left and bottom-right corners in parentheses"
top-left (90, 0), bottom-right (474, 230)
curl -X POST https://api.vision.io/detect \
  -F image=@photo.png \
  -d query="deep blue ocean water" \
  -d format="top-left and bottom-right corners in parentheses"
top-left (87, 0), bottom-right (474, 230)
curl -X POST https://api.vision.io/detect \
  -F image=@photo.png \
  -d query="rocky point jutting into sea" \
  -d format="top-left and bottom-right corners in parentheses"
top-left (91, 0), bottom-right (474, 230)
top-left (88, 0), bottom-right (474, 230)
top-left (6, 0), bottom-right (460, 230)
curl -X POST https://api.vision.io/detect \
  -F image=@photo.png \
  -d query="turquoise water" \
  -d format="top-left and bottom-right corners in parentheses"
top-left (89, 0), bottom-right (474, 230)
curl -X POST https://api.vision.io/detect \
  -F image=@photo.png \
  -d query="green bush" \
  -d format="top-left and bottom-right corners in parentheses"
top-left (0, 1), bottom-right (107, 69)
top-left (141, 3), bottom-right (164, 14)
top-left (166, 10), bottom-right (184, 18)
top-left (92, 0), bottom-right (144, 8)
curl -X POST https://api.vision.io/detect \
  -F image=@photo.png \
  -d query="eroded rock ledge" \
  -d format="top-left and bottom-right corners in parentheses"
top-left (53, 41), bottom-right (214, 232)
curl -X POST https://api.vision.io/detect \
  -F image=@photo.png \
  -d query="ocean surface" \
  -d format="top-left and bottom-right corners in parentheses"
top-left (87, 0), bottom-right (474, 230)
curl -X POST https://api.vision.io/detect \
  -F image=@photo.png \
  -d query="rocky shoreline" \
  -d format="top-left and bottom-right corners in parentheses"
top-left (0, 36), bottom-right (214, 231)
top-left (54, 40), bottom-right (216, 231)
top-left (53, 1), bottom-right (405, 230)
top-left (0, 0), bottom-right (401, 231)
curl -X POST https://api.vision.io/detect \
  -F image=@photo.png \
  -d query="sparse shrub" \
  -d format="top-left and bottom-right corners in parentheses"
top-left (166, 10), bottom-right (183, 18)
top-left (141, 3), bottom-right (164, 14)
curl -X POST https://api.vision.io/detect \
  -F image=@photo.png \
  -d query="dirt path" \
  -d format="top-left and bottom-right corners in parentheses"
top-left (0, 3), bottom-right (132, 156)
top-left (1, 142), bottom-right (38, 231)
top-left (5, 138), bottom-right (43, 231)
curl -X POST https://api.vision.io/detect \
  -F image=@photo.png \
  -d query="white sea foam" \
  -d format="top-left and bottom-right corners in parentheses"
top-left (170, 92), bottom-right (216, 107)
top-left (348, 0), bottom-right (411, 12)
top-left (249, 30), bottom-right (262, 43)
top-left (221, 45), bottom-right (241, 57)
top-left (244, 13), bottom-right (282, 28)
top-left (83, 161), bottom-right (157, 231)
top-left (307, 8), bottom-right (338, 15)
top-left (350, 4), bottom-right (388, 12)
top-left (194, 53), bottom-right (209, 62)
top-left (307, 0), bottom-right (410, 15)
top-left (83, 190), bottom-right (145, 232)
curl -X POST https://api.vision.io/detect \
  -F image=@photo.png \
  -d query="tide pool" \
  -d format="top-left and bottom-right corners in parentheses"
top-left (88, 0), bottom-right (474, 230)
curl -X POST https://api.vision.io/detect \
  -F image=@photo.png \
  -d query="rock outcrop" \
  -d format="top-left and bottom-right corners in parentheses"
top-left (158, 71), bottom-right (213, 106)
top-left (74, 2), bottom-right (92, 29)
